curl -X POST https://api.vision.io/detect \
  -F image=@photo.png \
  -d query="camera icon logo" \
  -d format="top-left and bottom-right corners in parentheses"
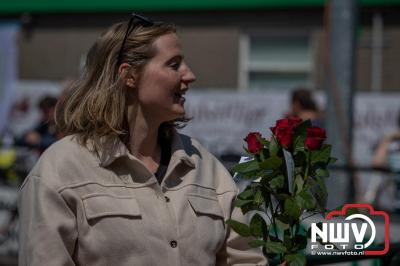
top-left (310, 203), bottom-right (390, 256)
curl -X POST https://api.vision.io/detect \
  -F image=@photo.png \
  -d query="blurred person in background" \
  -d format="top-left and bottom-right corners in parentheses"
top-left (0, 97), bottom-right (33, 185)
top-left (0, 128), bottom-right (17, 185)
top-left (16, 95), bottom-right (60, 154)
top-left (18, 14), bottom-right (268, 266)
top-left (372, 110), bottom-right (400, 170)
top-left (370, 110), bottom-right (400, 212)
top-left (286, 87), bottom-right (323, 127)
top-left (0, 97), bottom-right (30, 150)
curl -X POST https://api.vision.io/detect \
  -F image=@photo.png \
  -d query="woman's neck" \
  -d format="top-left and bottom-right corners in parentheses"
top-left (126, 105), bottom-right (162, 172)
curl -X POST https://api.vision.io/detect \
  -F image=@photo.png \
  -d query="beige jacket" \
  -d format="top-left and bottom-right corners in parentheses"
top-left (18, 130), bottom-right (267, 266)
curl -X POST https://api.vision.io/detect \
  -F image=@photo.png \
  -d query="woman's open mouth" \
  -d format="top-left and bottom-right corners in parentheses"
top-left (174, 92), bottom-right (185, 104)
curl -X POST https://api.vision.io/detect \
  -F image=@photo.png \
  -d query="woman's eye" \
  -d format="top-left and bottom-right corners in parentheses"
top-left (169, 62), bottom-right (181, 70)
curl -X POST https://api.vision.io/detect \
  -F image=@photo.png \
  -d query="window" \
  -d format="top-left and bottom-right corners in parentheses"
top-left (239, 33), bottom-right (314, 90)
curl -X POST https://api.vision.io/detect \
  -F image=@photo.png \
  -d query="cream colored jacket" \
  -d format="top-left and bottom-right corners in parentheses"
top-left (18, 130), bottom-right (267, 266)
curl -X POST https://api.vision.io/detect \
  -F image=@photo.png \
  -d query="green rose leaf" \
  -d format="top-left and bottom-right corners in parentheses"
top-left (269, 136), bottom-right (280, 156)
top-left (258, 169), bottom-right (275, 179)
top-left (260, 138), bottom-right (270, 147)
top-left (233, 160), bottom-right (260, 174)
top-left (266, 240), bottom-right (287, 254)
top-left (260, 156), bottom-right (282, 170)
top-left (248, 239), bottom-right (265, 248)
top-left (283, 233), bottom-right (294, 251)
top-left (270, 175), bottom-right (285, 189)
top-left (234, 199), bottom-right (253, 208)
top-left (294, 175), bottom-right (304, 194)
top-left (240, 203), bottom-right (259, 215)
top-left (276, 218), bottom-right (290, 230)
top-left (254, 190), bottom-right (264, 205)
top-left (284, 198), bottom-right (302, 221)
top-left (250, 213), bottom-right (266, 238)
top-left (294, 135), bottom-right (306, 154)
top-left (309, 176), bottom-right (328, 210)
top-left (284, 253), bottom-right (306, 266)
top-left (238, 189), bottom-right (254, 200)
top-left (296, 189), bottom-right (316, 210)
top-left (310, 145), bottom-right (331, 164)
top-left (315, 168), bottom-right (329, 178)
top-left (226, 219), bottom-right (251, 237)
top-left (328, 157), bottom-right (338, 165)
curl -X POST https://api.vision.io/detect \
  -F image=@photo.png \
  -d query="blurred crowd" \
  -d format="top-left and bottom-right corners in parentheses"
top-left (0, 94), bottom-right (61, 186)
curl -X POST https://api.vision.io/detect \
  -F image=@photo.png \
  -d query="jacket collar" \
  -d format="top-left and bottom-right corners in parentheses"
top-left (94, 128), bottom-right (195, 169)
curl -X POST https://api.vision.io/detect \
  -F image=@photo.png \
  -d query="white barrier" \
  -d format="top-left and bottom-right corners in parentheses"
top-left (181, 91), bottom-right (400, 166)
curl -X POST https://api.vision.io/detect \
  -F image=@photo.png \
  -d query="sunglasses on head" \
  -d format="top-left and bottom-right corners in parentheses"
top-left (117, 13), bottom-right (154, 65)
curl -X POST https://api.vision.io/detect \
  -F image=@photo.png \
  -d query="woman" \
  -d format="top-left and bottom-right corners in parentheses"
top-left (18, 14), bottom-right (267, 265)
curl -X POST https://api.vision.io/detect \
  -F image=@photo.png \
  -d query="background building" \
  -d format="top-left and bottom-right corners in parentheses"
top-left (0, 0), bottom-right (399, 91)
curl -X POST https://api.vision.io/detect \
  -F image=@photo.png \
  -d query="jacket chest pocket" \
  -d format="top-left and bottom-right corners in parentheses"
top-left (83, 194), bottom-right (141, 220)
top-left (81, 194), bottom-right (146, 255)
top-left (187, 194), bottom-right (226, 252)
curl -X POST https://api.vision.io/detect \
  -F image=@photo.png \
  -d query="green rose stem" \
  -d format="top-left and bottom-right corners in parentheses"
top-left (261, 189), bottom-right (270, 257)
top-left (268, 193), bottom-right (282, 262)
top-left (303, 150), bottom-right (311, 180)
top-left (268, 194), bottom-right (279, 239)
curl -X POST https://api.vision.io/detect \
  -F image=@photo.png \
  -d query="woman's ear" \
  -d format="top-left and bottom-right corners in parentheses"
top-left (118, 63), bottom-right (137, 88)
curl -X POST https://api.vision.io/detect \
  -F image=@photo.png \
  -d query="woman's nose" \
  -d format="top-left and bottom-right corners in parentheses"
top-left (182, 63), bottom-right (196, 84)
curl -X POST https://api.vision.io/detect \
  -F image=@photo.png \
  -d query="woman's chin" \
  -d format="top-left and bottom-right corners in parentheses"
top-left (163, 111), bottom-right (185, 123)
top-left (173, 112), bottom-right (185, 120)
top-left (173, 107), bottom-right (186, 116)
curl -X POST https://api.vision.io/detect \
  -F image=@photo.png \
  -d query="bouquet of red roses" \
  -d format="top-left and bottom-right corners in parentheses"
top-left (227, 118), bottom-right (336, 266)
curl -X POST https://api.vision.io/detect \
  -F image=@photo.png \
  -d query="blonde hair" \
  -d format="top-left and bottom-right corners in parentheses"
top-left (56, 20), bottom-right (188, 148)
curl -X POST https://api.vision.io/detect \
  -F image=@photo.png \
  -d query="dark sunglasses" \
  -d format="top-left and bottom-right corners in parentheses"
top-left (117, 13), bottom-right (154, 65)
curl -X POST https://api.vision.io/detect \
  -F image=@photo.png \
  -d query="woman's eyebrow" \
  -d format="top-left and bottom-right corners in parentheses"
top-left (168, 54), bottom-right (184, 61)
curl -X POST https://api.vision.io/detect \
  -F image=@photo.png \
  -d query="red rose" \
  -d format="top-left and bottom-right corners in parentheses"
top-left (244, 132), bottom-right (263, 154)
top-left (305, 126), bottom-right (326, 150)
top-left (271, 126), bottom-right (293, 148)
top-left (276, 117), bottom-right (302, 128)
top-left (270, 117), bottom-right (302, 148)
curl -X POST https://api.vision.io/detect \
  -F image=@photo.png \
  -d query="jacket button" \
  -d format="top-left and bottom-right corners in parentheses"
top-left (165, 196), bottom-right (170, 202)
top-left (170, 240), bottom-right (177, 248)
